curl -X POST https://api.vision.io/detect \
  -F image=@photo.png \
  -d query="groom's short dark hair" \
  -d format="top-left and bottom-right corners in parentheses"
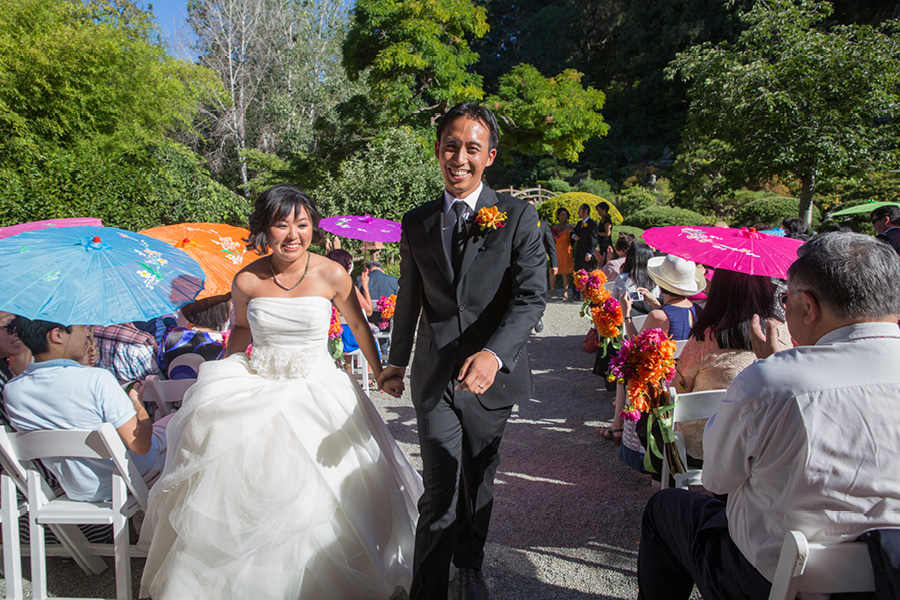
top-left (436, 103), bottom-right (500, 151)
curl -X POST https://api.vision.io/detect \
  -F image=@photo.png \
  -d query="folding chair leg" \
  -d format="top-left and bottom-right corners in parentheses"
top-left (1, 475), bottom-right (23, 600)
top-left (112, 478), bottom-right (132, 600)
top-left (29, 511), bottom-right (47, 600)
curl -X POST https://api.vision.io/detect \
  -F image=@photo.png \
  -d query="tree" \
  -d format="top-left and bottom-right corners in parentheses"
top-left (0, 0), bottom-right (243, 230)
top-left (486, 64), bottom-right (608, 162)
top-left (343, 0), bottom-right (489, 126)
top-left (668, 0), bottom-right (900, 226)
top-left (342, 0), bottom-right (609, 163)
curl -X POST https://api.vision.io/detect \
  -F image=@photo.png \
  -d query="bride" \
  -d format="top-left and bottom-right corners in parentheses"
top-left (140, 184), bottom-right (422, 600)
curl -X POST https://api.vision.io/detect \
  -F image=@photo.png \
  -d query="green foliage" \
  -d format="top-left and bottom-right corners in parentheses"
top-left (343, 0), bottom-right (489, 124)
top-left (622, 206), bottom-right (709, 229)
top-left (0, 136), bottom-right (248, 230)
top-left (668, 0), bottom-right (900, 225)
top-left (616, 186), bottom-right (659, 217)
top-left (612, 225), bottom-right (645, 243)
top-left (731, 195), bottom-right (821, 230)
top-left (540, 179), bottom-right (572, 193)
top-left (577, 176), bottom-right (614, 198)
top-left (0, 0), bottom-right (234, 230)
top-left (537, 192), bottom-right (622, 225)
top-left (486, 64), bottom-right (609, 162)
top-left (314, 127), bottom-right (444, 258)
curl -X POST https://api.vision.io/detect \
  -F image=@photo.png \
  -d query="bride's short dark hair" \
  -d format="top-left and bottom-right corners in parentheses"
top-left (245, 184), bottom-right (324, 254)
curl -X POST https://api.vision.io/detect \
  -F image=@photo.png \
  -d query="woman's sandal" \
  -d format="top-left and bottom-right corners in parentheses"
top-left (601, 427), bottom-right (623, 445)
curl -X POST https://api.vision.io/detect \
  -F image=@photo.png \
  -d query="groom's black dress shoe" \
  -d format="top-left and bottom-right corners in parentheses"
top-left (459, 568), bottom-right (489, 600)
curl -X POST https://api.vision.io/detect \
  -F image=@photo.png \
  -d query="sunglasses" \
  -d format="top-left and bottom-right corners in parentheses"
top-left (778, 289), bottom-right (814, 307)
top-left (3, 321), bottom-right (15, 335)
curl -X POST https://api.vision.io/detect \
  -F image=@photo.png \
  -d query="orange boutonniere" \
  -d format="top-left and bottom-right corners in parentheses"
top-left (474, 206), bottom-right (507, 231)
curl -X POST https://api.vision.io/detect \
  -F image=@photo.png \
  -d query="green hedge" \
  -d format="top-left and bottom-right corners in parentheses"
top-left (732, 196), bottom-right (821, 230)
top-left (622, 206), bottom-right (708, 229)
top-left (537, 192), bottom-right (623, 225)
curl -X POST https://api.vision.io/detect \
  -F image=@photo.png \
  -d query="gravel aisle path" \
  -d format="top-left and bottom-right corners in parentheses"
top-left (4, 298), bottom-right (665, 599)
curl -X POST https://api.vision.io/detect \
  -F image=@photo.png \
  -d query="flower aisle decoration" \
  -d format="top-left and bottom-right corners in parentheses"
top-left (474, 206), bottom-right (507, 231)
top-left (328, 306), bottom-right (343, 361)
top-left (376, 294), bottom-right (396, 330)
top-left (608, 328), bottom-right (684, 475)
top-left (573, 269), bottom-right (624, 356)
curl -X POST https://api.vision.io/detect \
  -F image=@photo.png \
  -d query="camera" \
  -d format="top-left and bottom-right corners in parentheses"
top-left (627, 291), bottom-right (642, 301)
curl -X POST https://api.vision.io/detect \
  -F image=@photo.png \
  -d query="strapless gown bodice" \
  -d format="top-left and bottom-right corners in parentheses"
top-left (140, 295), bottom-right (422, 600)
top-left (246, 296), bottom-right (336, 379)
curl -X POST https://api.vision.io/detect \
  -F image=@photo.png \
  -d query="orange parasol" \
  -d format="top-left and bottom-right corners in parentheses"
top-left (140, 223), bottom-right (266, 299)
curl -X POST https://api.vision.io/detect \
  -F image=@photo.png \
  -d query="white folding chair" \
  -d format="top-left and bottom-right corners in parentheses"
top-left (768, 530), bottom-right (874, 600)
top-left (11, 424), bottom-right (149, 600)
top-left (629, 314), bottom-right (648, 334)
top-left (603, 281), bottom-right (616, 292)
top-left (673, 339), bottom-right (688, 358)
top-left (0, 426), bottom-right (109, 600)
top-left (660, 387), bottom-right (728, 489)
top-left (347, 350), bottom-right (370, 393)
top-left (143, 374), bottom-right (195, 417)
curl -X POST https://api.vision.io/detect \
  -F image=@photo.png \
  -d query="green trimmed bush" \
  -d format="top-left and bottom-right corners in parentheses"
top-left (540, 179), bottom-right (573, 193)
top-left (732, 196), bottom-right (821, 230)
top-left (616, 187), bottom-right (657, 216)
top-left (612, 225), bottom-right (645, 242)
top-left (537, 192), bottom-right (623, 225)
top-left (622, 206), bottom-right (708, 229)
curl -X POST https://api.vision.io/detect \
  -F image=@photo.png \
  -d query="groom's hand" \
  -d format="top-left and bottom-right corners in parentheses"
top-left (456, 351), bottom-right (500, 394)
top-left (377, 366), bottom-right (406, 398)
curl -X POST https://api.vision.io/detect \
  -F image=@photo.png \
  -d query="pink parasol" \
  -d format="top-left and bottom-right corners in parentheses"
top-left (319, 215), bottom-right (401, 243)
top-left (643, 226), bottom-right (804, 279)
top-left (0, 217), bottom-right (104, 241)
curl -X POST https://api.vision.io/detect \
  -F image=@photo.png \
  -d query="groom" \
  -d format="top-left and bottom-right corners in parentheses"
top-left (378, 102), bottom-right (546, 600)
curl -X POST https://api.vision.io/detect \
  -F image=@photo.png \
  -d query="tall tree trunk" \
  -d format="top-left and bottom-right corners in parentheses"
top-left (799, 170), bottom-right (816, 228)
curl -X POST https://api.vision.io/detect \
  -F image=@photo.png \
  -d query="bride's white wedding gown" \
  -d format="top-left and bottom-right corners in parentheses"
top-left (140, 296), bottom-right (422, 600)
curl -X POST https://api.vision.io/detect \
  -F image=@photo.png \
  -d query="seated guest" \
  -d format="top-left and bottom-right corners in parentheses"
top-left (871, 204), bottom-right (900, 256)
top-left (4, 316), bottom-right (169, 503)
top-left (601, 232), bottom-right (636, 281)
top-left (0, 311), bottom-right (29, 394)
top-left (157, 294), bottom-right (230, 378)
top-left (613, 242), bottom-right (660, 316)
top-left (92, 321), bottom-right (160, 384)
top-left (672, 269), bottom-right (790, 460)
top-left (637, 233), bottom-right (900, 600)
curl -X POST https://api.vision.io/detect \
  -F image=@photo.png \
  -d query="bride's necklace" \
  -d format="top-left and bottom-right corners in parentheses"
top-left (270, 252), bottom-right (310, 291)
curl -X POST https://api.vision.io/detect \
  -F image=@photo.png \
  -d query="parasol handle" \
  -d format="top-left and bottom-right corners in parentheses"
top-left (740, 227), bottom-right (764, 239)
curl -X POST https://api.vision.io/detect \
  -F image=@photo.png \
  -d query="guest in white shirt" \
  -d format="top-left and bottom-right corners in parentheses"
top-left (637, 232), bottom-right (900, 600)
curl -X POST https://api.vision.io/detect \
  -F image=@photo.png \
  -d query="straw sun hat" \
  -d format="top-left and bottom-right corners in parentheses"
top-left (647, 254), bottom-right (707, 297)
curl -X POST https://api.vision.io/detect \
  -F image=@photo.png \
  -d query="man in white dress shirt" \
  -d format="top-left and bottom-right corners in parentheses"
top-left (637, 232), bottom-right (900, 599)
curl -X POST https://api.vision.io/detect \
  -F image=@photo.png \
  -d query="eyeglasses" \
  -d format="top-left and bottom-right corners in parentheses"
top-left (3, 321), bottom-right (15, 335)
top-left (778, 289), bottom-right (813, 307)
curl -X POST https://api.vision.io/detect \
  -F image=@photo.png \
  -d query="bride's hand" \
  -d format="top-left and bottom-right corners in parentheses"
top-left (381, 377), bottom-right (405, 398)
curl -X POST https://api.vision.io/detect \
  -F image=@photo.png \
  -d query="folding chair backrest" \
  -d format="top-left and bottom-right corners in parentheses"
top-left (11, 424), bottom-right (149, 511)
top-left (628, 314), bottom-right (648, 336)
top-left (0, 425), bottom-right (55, 499)
top-left (603, 281), bottom-right (616, 292)
top-left (673, 339), bottom-right (688, 359)
top-left (768, 530), bottom-right (875, 599)
top-left (660, 387), bottom-right (728, 489)
top-left (143, 374), bottom-right (195, 417)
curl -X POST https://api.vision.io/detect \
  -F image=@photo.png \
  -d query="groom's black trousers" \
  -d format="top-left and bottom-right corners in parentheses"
top-left (409, 379), bottom-right (512, 600)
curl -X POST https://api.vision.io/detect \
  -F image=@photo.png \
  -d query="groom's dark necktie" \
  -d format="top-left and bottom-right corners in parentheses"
top-left (451, 201), bottom-right (468, 280)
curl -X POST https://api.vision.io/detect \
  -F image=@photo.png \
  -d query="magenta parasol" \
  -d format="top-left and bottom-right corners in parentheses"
top-left (0, 217), bottom-right (104, 241)
top-left (319, 215), bottom-right (401, 243)
top-left (642, 226), bottom-right (804, 279)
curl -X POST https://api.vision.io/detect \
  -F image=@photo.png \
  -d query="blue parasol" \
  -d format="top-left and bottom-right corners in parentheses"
top-left (0, 226), bottom-right (205, 325)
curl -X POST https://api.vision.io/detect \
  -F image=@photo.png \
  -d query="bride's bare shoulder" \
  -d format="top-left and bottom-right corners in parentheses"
top-left (233, 255), bottom-right (271, 294)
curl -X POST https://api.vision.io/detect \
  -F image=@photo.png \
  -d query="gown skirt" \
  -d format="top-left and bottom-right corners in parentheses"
top-left (140, 296), bottom-right (423, 600)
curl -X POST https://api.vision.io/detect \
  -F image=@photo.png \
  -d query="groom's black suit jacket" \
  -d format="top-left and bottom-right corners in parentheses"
top-left (389, 186), bottom-right (546, 411)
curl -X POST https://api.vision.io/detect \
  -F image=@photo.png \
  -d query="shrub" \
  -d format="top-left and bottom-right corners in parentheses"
top-left (540, 179), bottom-right (573, 193)
top-left (577, 176), bottom-right (614, 197)
top-left (732, 196), bottom-right (821, 230)
top-left (616, 186), bottom-right (657, 216)
top-left (537, 192), bottom-right (623, 225)
top-left (612, 225), bottom-right (645, 243)
top-left (622, 206), bottom-right (709, 229)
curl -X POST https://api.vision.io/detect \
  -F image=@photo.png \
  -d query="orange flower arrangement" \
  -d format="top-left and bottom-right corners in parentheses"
top-left (574, 269), bottom-right (624, 356)
top-left (608, 328), bottom-right (683, 474)
top-left (328, 306), bottom-right (343, 360)
top-left (376, 294), bottom-right (396, 330)
top-left (474, 206), bottom-right (507, 231)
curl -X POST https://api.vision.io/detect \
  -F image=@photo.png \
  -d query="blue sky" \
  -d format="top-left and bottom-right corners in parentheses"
top-left (147, 0), bottom-right (193, 58)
